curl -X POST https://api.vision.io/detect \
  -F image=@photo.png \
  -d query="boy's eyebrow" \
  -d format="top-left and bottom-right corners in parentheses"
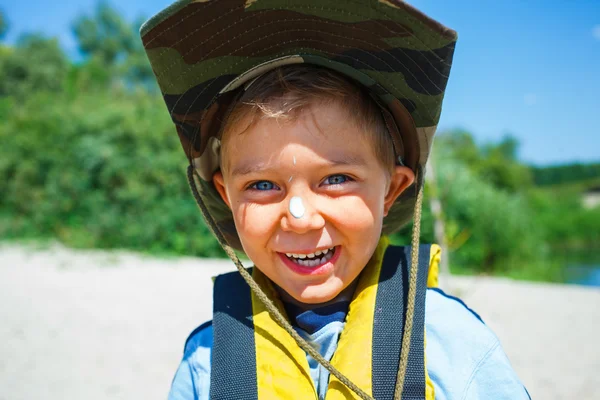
top-left (231, 162), bottom-right (270, 177)
top-left (325, 154), bottom-right (368, 167)
top-left (231, 154), bottom-right (367, 177)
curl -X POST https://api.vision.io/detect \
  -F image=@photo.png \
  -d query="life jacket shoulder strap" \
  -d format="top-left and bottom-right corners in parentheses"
top-left (372, 244), bottom-right (431, 399)
top-left (210, 268), bottom-right (258, 400)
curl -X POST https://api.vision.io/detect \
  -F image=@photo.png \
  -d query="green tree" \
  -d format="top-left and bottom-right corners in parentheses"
top-left (434, 158), bottom-right (549, 277)
top-left (123, 16), bottom-right (157, 89)
top-left (0, 10), bottom-right (8, 41)
top-left (531, 163), bottom-right (600, 186)
top-left (72, 2), bottom-right (136, 66)
top-left (478, 135), bottom-right (533, 192)
top-left (0, 89), bottom-right (222, 256)
top-left (435, 129), bottom-right (481, 168)
top-left (0, 33), bottom-right (69, 99)
top-left (436, 131), bottom-right (532, 192)
top-left (71, 3), bottom-right (156, 90)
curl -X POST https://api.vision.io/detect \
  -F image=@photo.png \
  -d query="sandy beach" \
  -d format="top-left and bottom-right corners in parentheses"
top-left (1, 243), bottom-right (598, 400)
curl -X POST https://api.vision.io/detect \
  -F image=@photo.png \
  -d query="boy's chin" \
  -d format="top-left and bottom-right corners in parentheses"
top-left (282, 281), bottom-right (346, 306)
top-left (295, 292), bottom-right (338, 305)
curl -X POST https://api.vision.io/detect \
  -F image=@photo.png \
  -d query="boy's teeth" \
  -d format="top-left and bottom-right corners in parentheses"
top-left (287, 247), bottom-right (336, 267)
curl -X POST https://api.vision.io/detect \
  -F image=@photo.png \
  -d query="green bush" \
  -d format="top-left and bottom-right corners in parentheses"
top-left (436, 160), bottom-right (550, 276)
top-left (0, 90), bottom-right (222, 256)
top-left (528, 187), bottom-right (600, 250)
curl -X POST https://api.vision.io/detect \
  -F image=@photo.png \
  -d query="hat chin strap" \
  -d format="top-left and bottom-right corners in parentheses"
top-left (186, 165), bottom-right (423, 400)
top-left (395, 169), bottom-right (424, 399)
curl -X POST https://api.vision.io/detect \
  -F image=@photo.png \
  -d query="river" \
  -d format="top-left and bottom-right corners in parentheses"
top-left (563, 249), bottom-right (600, 287)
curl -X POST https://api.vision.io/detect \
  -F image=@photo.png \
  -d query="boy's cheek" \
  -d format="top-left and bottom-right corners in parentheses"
top-left (328, 197), bottom-right (381, 228)
top-left (233, 203), bottom-right (278, 234)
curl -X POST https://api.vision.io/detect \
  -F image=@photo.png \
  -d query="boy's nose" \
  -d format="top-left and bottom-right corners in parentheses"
top-left (280, 194), bottom-right (325, 233)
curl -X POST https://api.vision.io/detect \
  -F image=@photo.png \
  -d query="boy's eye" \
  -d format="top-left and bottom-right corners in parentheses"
top-left (323, 174), bottom-right (351, 185)
top-left (249, 180), bottom-right (277, 191)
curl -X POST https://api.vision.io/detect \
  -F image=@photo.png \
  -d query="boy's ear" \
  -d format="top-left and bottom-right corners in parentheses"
top-left (212, 170), bottom-right (232, 209)
top-left (383, 166), bottom-right (415, 216)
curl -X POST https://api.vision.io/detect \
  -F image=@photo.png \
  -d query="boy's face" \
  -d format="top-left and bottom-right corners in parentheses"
top-left (213, 101), bottom-right (414, 304)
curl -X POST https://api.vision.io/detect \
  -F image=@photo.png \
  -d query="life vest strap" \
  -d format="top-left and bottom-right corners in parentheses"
top-left (373, 245), bottom-right (430, 399)
top-left (210, 268), bottom-right (258, 400)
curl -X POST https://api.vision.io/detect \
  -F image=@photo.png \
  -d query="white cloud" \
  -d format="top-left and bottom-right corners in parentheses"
top-left (524, 93), bottom-right (537, 106)
top-left (593, 25), bottom-right (600, 41)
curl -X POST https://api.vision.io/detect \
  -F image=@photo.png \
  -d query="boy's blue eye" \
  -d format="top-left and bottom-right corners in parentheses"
top-left (250, 181), bottom-right (276, 191)
top-left (323, 174), bottom-right (350, 185)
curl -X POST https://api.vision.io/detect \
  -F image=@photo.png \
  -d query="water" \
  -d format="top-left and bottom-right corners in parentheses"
top-left (566, 265), bottom-right (600, 287)
top-left (563, 249), bottom-right (600, 287)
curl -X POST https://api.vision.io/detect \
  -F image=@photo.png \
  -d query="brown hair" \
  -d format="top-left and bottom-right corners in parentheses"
top-left (220, 65), bottom-right (396, 174)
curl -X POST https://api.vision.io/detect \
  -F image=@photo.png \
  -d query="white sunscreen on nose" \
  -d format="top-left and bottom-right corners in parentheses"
top-left (289, 196), bottom-right (305, 219)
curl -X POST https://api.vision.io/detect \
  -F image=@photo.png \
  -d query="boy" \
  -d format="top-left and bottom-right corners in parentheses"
top-left (140, 1), bottom-right (530, 398)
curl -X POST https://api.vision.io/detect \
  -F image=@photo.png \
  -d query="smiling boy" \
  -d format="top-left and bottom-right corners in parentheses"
top-left (141, 1), bottom-right (530, 399)
top-left (212, 68), bottom-right (414, 305)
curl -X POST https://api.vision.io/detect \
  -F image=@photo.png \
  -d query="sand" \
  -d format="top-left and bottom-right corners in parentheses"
top-left (1, 243), bottom-right (598, 400)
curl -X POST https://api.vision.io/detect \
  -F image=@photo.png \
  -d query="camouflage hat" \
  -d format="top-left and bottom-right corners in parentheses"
top-left (140, 0), bottom-right (457, 251)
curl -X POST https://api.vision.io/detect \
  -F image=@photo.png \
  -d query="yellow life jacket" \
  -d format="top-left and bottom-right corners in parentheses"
top-left (210, 237), bottom-right (441, 400)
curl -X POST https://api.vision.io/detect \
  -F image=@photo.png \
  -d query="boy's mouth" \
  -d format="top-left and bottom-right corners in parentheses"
top-left (284, 246), bottom-right (336, 268)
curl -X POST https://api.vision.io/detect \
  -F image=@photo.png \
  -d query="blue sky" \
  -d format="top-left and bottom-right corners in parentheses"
top-left (3, 0), bottom-right (600, 165)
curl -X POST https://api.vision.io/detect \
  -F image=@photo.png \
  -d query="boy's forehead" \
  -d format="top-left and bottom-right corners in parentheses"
top-left (221, 103), bottom-right (376, 174)
top-left (224, 97), bottom-right (356, 135)
top-left (223, 100), bottom-right (368, 146)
